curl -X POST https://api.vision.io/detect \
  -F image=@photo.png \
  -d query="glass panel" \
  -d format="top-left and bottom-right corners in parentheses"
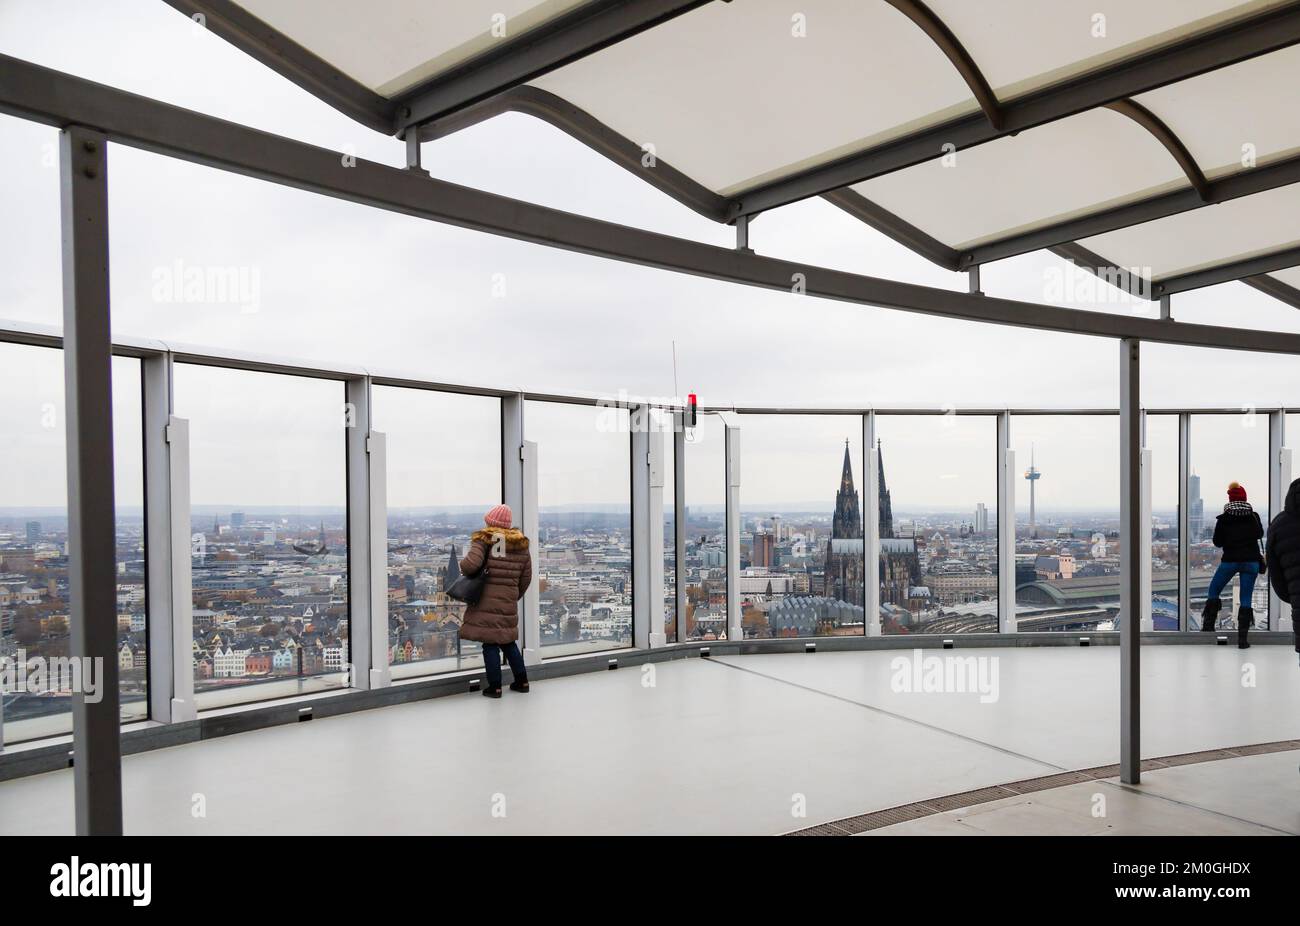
top-left (1012, 415), bottom-right (1120, 632)
top-left (873, 415), bottom-right (999, 634)
top-left (1, 345), bottom-right (146, 744)
top-left (371, 385), bottom-right (501, 679)
top-left (175, 364), bottom-right (350, 709)
top-left (684, 414), bottom-right (726, 642)
top-left (737, 415), bottom-right (865, 639)
top-left (1189, 413), bottom-right (1270, 630)
top-left (1147, 415), bottom-right (1181, 630)
top-left (525, 401), bottom-right (632, 657)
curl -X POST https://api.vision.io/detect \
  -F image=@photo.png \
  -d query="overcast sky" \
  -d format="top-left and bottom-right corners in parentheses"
top-left (2, 0), bottom-right (1298, 513)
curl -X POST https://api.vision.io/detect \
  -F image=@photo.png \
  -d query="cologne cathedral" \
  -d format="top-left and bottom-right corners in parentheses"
top-left (824, 440), bottom-right (920, 608)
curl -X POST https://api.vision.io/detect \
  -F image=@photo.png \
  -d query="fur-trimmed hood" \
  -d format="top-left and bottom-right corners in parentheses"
top-left (471, 527), bottom-right (530, 551)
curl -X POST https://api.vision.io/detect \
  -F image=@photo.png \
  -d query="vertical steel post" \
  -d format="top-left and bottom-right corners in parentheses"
top-left (1120, 339), bottom-right (1142, 784)
top-left (143, 353), bottom-right (196, 722)
top-left (1269, 412), bottom-right (1290, 631)
top-left (501, 396), bottom-right (538, 662)
top-left (521, 439), bottom-right (539, 660)
top-left (60, 125), bottom-right (122, 834)
top-left (864, 412), bottom-right (881, 636)
top-left (631, 407), bottom-right (652, 649)
top-left (724, 420), bottom-right (741, 641)
top-left (646, 413), bottom-right (667, 647)
top-left (998, 411), bottom-right (1017, 633)
top-left (674, 412), bottom-right (687, 643)
top-left (1178, 413), bottom-right (1191, 631)
top-left (345, 376), bottom-right (382, 688)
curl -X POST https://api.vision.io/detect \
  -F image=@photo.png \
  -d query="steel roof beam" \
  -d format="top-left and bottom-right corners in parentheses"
top-left (392, 0), bottom-right (712, 134)
top-left (416, 86), bottom-right (731, 221)
top-left (822, 188), bottom-right (962, 271)
top-left (1243, 274), bottom-right (1300, 310)
top-left (884, 0), bottom-right (1003, 130)
top-left (1152, 246), bottom-right (1300, 297)
top-left (960, 153), bottom-right (1300, 269)
top-left (1103, 98), bottom-right (1211, 200)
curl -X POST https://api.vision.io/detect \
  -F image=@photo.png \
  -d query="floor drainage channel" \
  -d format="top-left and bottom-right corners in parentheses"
top-left (784, 739), bottom-right (1300, 836)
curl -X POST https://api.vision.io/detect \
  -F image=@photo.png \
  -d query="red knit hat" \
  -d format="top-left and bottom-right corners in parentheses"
top-left (484, 504), bottom-right (513, 528)
top-left (1227, 482), bottom-right (1247, 502)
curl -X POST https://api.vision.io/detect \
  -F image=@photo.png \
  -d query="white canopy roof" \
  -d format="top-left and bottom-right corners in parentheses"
top-left (177, 0), bottom-right (1300, 306)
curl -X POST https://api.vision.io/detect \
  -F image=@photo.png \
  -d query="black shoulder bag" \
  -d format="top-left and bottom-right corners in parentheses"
top-left (446, 556), bottom-right (489, 605)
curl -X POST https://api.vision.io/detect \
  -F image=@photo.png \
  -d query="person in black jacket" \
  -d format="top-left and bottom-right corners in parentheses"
top-left (1266, 477), bottom-right (1300, 661)
top-left (1201, 482), bottom-right (1265, 648)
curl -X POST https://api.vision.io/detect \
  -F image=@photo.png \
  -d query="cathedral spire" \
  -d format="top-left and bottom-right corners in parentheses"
top-left (832, 440), bottom-right (862, 540)
top-left (878, 438), bottom-right (895, 538)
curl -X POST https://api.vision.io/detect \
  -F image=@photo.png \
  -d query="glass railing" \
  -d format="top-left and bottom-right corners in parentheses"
top-left (4, 328), bottom-right (1299, 746)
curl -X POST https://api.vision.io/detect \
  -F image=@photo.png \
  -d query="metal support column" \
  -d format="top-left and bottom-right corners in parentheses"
top-left (647, 416), bottom-right (667, 647)
top-left (735, 214), bottom-right (750, 252)
top-left (60, 125), bottom-right (122, 834)
top-left (997, 411), bottom-right (1017, 633)
top-left (345, 376), bottom-right (386, 689)
top-left (864, 412), bottom-right (881, 636)
top-left (631, 408), bottom-right (667, 649)
top-left (967, 266), bottom-right (982, 296)
top-left (144, 353), bottom-right (196, 722)
top-left (367, 431), bottom-right (388, 683)
top-left (673, 413), bottom-right (687, 643)
top-left (1178, 413), bottom-right (1191, 630)
top-left (1120, 339), bottom-right (1142, 784)
top-left (521, 439), bottom-right (539, 661)
top-left (724, 419), bottom-right (741, 641)
top-left (1270, 412), bottom-right (1292, 632)
top-left (1140, 417), bottom-right (1154, 632)
top-left (501, 395), bottom-right (539, 663)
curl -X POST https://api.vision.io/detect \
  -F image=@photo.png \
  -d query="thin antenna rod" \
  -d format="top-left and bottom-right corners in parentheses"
top-left (671, 339), bottom-right (679, 400)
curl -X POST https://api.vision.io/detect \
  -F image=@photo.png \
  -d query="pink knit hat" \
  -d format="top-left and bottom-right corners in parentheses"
top-left (484, 504), bottom-right (513, 528)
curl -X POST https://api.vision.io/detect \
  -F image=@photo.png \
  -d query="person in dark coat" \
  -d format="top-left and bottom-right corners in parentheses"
top-left (1265, 477), bottom-right (1300, 661)
top-left (458, 504), bottom-right (533, 697)
top-left (1201, 482), bottom-right (1265, 648)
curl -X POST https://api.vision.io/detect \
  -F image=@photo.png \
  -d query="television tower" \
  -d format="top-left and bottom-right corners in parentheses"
top-left (1024, 445), bottom-right (1042, 539)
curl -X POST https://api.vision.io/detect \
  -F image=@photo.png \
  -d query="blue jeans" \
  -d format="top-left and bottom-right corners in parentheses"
top-left (1206, 561), bottom-right (1260, 607)
top-left (483, 641), bottom-right (526, 690)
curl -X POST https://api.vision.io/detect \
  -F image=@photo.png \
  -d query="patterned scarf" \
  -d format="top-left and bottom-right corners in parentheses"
top-left (1224, 500), bottom-right (1254, 516)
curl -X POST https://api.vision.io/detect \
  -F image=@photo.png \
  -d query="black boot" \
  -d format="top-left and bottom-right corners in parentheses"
top-left (509, 677), bottom-right (530, 693)
top-left (1237, 607), bottom-right (1254, 649)
top-left (1200, 598), bottom-right (1222, 632)
top-left (481, 685), bottom-right (502, 698)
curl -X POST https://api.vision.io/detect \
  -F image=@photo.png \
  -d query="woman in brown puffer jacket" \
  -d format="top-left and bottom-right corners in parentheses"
top-left (459, 503), bottom-right (533, 698)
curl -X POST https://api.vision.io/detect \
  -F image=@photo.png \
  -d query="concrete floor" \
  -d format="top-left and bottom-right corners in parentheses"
top-left (1, 646), bottom-right (1297, 835)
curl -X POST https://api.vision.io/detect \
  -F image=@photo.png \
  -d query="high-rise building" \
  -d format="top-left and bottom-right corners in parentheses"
top-left (231, 511), bottom-right (246, 529)
top-left (974, 503), bottom-right (988, 535)
top-left (1189, 473), bottom-right (1204, 540)
top-left (753, 532), bottom-right (775, 568)
top-left (25, 520), bottom-right (41, 543)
